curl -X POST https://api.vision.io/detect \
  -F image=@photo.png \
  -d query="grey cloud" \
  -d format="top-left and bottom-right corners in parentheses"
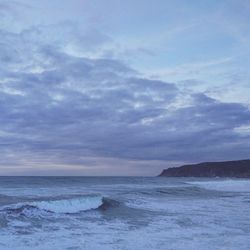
top-left (0, 24), bottom-right (250, 173)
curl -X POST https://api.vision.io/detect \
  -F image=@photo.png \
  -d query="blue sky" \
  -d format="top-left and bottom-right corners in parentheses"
top-left (0, 0), bottom-right (250, 175)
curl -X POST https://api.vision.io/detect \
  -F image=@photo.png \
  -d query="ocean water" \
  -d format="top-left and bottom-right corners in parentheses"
top-left (0, 177), bottom-right (249, 250)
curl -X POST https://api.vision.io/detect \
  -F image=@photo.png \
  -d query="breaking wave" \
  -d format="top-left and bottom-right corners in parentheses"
top-left (3, 195), bottom-right (104, 214)
top-left (187, 180), bottom-right (250, 192)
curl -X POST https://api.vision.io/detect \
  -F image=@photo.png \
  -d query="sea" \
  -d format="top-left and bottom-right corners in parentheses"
top-left (0, 177), bottom-right (249, 250)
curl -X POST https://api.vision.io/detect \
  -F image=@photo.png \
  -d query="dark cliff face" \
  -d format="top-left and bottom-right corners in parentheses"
top-left (159, 159), bottom-right (250, 178)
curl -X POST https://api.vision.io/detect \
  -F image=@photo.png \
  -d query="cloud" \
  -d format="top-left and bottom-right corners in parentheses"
top-left (150, 57), bottom-right (233, 80)
top-left (0, 21), bottom-right (250, 175)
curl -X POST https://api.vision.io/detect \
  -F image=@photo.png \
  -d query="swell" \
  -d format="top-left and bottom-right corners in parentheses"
top-left (123, 185), bottom-right (228, 198)
top-left (156, 186), bottom-right (213, 196)
top-left (0, 194), bottom-right (25, 206)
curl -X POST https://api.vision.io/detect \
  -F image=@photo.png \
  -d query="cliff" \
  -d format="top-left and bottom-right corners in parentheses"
top-left (159, 159), bottom-right (250, 178)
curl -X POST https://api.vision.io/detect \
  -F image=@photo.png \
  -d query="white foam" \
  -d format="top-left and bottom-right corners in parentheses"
top-left (187, 179), bottom-right (250, 192)
top-left (8, 220), bottom-right (31, 227)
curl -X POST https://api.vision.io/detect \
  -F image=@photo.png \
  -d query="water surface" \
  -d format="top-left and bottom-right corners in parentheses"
top-left (0, 177), bottom-right (249, 250)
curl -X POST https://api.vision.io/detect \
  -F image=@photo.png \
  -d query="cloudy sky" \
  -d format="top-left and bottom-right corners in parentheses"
top-left (0, 0), bottom-right (250, 175)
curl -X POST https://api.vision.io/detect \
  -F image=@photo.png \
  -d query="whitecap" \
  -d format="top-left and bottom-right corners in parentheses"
top-left (3, 195), bottom-right (103, 214)
top-left (187, 179), bottom-right (250, 192)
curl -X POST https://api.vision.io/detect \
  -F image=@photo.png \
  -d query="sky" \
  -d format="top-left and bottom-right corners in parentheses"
top-left (0, 0), bottom-right (250, 176)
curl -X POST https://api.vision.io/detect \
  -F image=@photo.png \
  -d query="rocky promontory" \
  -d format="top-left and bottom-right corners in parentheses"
top-left (159, 159), bottom-right (250, 178)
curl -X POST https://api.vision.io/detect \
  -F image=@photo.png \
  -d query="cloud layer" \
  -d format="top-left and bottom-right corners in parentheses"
top-left (0, 4), bottom-right (250, 175)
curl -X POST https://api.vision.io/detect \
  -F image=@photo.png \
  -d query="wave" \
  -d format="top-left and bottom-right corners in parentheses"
top-left (126, 186), bottom-right (219, 198)
top-left (187, 180), bottom-right (250, 192)
top-left (3, 195), bottom-right (104, 214)
top-left (99, 198), bottom-right (120, 211)
top-left (156, 186), bottom-right (206, 195)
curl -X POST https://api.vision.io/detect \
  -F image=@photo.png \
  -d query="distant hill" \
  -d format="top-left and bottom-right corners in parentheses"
top-left (159, 159), bottom-right (250, 178)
